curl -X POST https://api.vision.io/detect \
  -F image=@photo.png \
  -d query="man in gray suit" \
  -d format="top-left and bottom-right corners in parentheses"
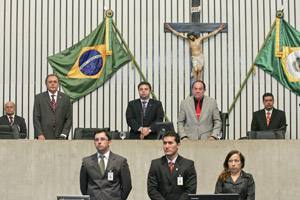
top-left (33, 74), bottom-right (72, 140)
top-left (80, 130), bottom-right (132, 200)
top-left (178, 80), bottom-right (222, 140)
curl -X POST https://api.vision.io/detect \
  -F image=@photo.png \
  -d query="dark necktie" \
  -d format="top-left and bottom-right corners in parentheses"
top-left (142, 101), bottom-right (147, 116)
top-left (99, 155), bottom-right (105, 176)
top-left (196, 99), bottom-right (201, 120)
top-left (169, 162), bottom-right (174, 175)
top-left (51, 95), bottom-right (56, 110)
top-left (9, 116), bottom-right (13, 126)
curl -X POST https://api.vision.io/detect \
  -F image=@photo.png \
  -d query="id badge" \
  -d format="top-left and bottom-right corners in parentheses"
top-left (177, 176), bottom-right (183, 186)
top-left (108, 171), bottom-right (114, 181)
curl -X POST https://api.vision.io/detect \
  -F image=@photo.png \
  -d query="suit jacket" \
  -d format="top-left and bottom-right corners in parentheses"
top-left (178, 96), bottom-right (222, 140)
top-left (80, 152), bottom-right (132, 200)
top-left (126, 98), bottom-right (164, 139)
top-left (33, 91), bottom-right (72, 139)
top-left (0, 115), bottom-right (27, 138)
top-left (147, 155), bottom-right (197, 200)
top-left (251, 108), bottom-right (286, 131)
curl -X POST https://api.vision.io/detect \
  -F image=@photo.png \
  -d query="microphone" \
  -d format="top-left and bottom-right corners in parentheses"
top-left (12, 124), bottom-right (20, 132)
top-left (197, 126), bottom-right (222, 140)
top-left (273, 124), bottom-right (288, 139)
top-left (11, 125), bottom-right (20, 139)
top-left (272, 124), bottom-right (288, 132)
top-left (248, 124), bottom-right (288, 139)
top-left (157, 128), bottom-right (166, 140)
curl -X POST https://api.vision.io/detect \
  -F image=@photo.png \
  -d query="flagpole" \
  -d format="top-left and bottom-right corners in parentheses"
top-left (112, 21), bottom-right (170, 122)
top-left (111, 22), bottom-right (156, 98)
top-left (227, 20), bottom-right (276, 115)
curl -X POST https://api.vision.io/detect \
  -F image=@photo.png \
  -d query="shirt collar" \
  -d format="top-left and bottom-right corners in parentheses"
top-left (98, 150), bottom-right (110, 159)
top-left (140, 98), bottom-right (150, 103)
top-left (48, 91), bottom-right (58, 97)
top-left (193, 96), bottom-right (204, 103)
top-left (6, 114), bottom-right (15, 119)
top-left (166, 154), bottom-right (178, 164)
top-left (265, 108), bottom-right (273, 115)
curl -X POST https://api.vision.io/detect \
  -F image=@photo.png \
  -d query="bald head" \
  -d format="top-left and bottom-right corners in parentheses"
top-left (4, 101), bottom-right (15, 116)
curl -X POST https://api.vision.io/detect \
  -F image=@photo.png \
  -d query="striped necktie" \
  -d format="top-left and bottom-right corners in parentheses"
top-left (9, 116), bottom-right (13, 126)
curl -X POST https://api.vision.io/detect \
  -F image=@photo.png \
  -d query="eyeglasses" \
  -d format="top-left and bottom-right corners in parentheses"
top-left (228, 159), bottom-right (241, 163)
top-left (94, 138), bottom-right (108, 142)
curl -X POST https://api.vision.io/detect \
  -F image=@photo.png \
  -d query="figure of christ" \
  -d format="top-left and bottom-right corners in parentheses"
top-left (166, 23), bottom-right (224, 80)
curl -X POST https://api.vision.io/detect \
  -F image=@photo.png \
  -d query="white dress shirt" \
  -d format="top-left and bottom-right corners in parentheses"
top-left (97, 150), bottom-right (110, 169)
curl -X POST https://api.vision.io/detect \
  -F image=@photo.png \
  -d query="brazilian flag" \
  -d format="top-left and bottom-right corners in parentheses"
top-left (254, 11), bottom-right (300, 95)
top-left (48, 11), bottom-right (131, 101)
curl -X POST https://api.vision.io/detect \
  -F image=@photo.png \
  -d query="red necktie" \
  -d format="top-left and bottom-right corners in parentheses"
top-left (51, 95), bottom-right (56, 111)
top-left (196, 99), bottom-right (202, 120)
top-left (169, 162), bottom-right (174, 175)
top-left (266, 111), bottom-right (271, 127)
top-left (9, 116), bottom-right (13, 125)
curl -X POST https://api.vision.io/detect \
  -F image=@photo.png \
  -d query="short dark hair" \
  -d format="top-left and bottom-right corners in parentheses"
top-left (192, 80), bottom-right (206, 90)
top-left (162, 131), bottom-right (180, 144)
top-left (138, 81), bottom-right (152, 91)
top-left (262, 92), bottom-right (274, 101)
top-left (94, 130), bottom-right (112, 141)
top-left (45, 74), bottom-right (59, 85)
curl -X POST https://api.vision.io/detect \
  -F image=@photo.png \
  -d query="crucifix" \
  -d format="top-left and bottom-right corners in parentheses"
top-left (164, 0), bottom-right (228, 81)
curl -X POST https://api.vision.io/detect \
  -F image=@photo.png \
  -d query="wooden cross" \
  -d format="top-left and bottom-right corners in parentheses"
top-left (164, 0), bottom-right (228, 81)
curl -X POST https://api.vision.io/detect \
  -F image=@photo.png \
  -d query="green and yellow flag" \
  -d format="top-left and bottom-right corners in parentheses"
top-left (254, 11), bottom-right (300, 95)
top-left (48, 11), bottom-right (131, 101)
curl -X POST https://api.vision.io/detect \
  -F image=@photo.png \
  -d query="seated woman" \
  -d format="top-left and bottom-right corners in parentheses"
top-left (215, 150), bottom-right (255, 200)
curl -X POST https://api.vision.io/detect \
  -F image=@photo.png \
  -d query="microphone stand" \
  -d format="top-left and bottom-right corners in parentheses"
top-left (197, 126), bottom-right (222, 140)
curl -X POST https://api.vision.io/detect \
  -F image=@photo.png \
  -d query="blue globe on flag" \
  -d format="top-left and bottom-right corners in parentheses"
top-left (79, 50), bottom-right (103, 76)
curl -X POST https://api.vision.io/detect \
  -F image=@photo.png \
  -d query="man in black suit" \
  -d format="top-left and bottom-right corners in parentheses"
top-left (80, 130), bottom-right (132, 200)
top-left (126, 81), bottom-right (164, 139)
top-left (33, 74), bottom-right (72, 140)
top-left (251, 92), bottom-right (286, 131)
top-left (147, 132), bottom-right (197, 200)
top-left (0, 101), bottom-right (27, 138)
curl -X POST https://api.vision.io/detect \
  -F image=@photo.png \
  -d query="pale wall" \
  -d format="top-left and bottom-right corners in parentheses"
top-left (0, 140), bottom-right (299, 200)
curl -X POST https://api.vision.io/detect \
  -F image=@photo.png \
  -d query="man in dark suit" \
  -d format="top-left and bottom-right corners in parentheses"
top-left (80, 130), bottom-right (132, 200)
top-left (147, 132), bottom-right (197, 200)
top-left (0, 101), bottom-right (27, 138)
top-left (33, 74), bottom-right (72, 140)
top-left (251, 92), bottom-right (286, 131)
top-left (126, 81), bottom-right (164, 139)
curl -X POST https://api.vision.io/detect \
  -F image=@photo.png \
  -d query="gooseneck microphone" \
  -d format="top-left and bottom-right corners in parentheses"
top-left (197, 126), bottom-right (222, 140)
top-left (272, 124), bottom-right (288, 132)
